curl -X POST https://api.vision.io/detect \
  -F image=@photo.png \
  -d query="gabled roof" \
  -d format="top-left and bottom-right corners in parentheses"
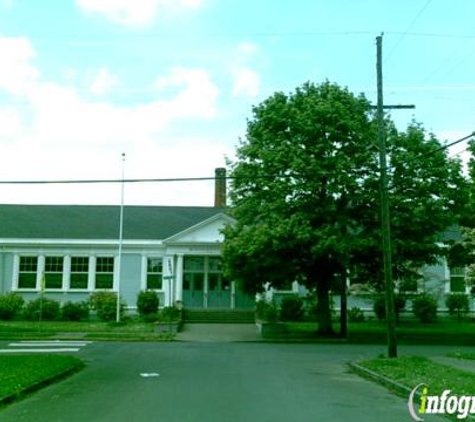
top-left (164, 213), bottom-right (236, 244)
top-left (0, 204), bottom-right (225, 241)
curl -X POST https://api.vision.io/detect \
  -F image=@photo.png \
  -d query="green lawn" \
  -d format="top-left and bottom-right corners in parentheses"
top-left (283, 319), bottom-right (475, 344)
top-left (0, 354), bottom-right (84, 402)
top-left (0, 320), bottom-right (173, 341)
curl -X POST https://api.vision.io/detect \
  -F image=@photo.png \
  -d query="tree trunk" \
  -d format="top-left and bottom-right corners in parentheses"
top-left (316, 277), bottom-right (333, 335)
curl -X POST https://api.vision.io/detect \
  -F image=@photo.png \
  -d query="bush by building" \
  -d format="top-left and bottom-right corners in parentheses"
top-left (89, 291), bottom-right (125, 321)
top-left (412, 292), bottom-right (438, 323)
top-left (373, 294), bottom-right (406, 322)
top-left (61, 301), bottom-right (90, 321)
top-left (445, 293), bottom-right (469, 321)
top-left (0, 292), bottom-right (24, 320)
top-left (279, 295), bottom-right (304, 321)
top-left (24, 297), bottom-right (61, 321)
top-left (348, 306), bottom-right (365, 323)
top-left (136, 290), bottom-right (159, 318)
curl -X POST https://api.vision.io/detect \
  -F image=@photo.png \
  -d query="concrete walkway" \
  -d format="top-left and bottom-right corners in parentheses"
top-left (176, 323), bottom-right (261, 342)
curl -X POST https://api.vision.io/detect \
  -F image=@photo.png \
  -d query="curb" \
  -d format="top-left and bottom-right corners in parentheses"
top-left (347, 362), bottom-right (414, 398)
top-left (0, 362), bottom-right (84, 407)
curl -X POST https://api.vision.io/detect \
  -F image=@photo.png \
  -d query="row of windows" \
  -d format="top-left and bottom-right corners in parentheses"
top-left (17, 256), bottom-right (163, 291)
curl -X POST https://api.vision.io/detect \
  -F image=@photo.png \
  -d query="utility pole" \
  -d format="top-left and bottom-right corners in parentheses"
top-left (375, 35), bottom-right (415, 358)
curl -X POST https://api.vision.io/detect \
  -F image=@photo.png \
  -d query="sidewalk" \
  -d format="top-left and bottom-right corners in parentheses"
top-left (175, 323), bottom-right (261, 342)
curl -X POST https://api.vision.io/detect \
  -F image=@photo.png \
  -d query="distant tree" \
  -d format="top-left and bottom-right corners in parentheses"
top-left (352, 122), bottom-right (467, 288)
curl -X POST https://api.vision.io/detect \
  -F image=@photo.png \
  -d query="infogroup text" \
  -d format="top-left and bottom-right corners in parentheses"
top-left (408, 384), bottom-right (475, 421)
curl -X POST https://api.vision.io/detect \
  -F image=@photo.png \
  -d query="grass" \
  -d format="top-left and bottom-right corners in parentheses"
top-left (0, 354), bottom-right (84, 401)
top-left (0, 320), bottom-right (174, 341)
top-left (283, 318), bottom-right (475, 344)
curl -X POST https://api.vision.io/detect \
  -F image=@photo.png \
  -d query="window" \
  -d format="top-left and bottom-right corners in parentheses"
top-left (71, 256), bottom-right (89, 289)
top-left (450, 267), bottom-right (466, 293)
top-left (44, 256), bottom-right (64, 289)
top-left (95, 257), bottom-right (114, 289)
top-left (146, 258), bottom-right (163, 290)
top-left (183, 256), bottom-right (205, 291)
top-left (18, 256), bottom-right (37, 289)
top-left (184, 256), bottom-right (205, 272)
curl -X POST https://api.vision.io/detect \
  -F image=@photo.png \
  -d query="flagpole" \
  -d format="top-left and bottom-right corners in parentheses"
top-left (116, 153), bottom-right (125, 323)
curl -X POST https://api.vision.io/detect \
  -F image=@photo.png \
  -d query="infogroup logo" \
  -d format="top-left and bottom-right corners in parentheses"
top-left (408, 383), bottom-right (475, 421)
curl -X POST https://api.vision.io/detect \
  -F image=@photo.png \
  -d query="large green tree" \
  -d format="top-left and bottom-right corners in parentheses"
top-left (222, 81), bottom-right (466, 335)
top-left (223, 81), bottom-right (378, 334)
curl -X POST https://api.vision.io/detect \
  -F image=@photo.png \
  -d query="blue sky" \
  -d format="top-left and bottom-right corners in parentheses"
top-left (0, 0), bottom-right (474, 205)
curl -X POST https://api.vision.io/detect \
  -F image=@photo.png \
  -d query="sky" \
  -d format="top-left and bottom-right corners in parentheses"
top-left (0, 0), bottom-right (474, 206)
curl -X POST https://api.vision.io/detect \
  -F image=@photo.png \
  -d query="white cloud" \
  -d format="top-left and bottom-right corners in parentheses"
top-left (0, 37), bottom-right (39, 96)
top-left (90, 67), bottom-right (120, 95)
top-left (76, 0), bottom-right (201, 27)
top-left (236, 41), bottom-right (259, 60)
top-left (232, 67), bottom-right (260, 98)
top-left (153, 66), bottom-right (220, 119)
top-left (0, 36), bottom-right (225, 206)
top-left (0, 107), bottom-right (24, 142)
top-left (1, 0), bottom-right (13, 9)
top-left (231, 42), bottom-right (261, 98)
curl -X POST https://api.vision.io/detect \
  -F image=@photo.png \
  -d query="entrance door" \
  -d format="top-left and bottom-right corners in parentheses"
top-left (207, 273), bottom-right (231, 308)
top-left (182, 272), bottom-right (204, 308)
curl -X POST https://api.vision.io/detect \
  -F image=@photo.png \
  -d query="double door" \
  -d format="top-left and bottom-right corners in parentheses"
top-left (183, 271), bottom-right (231, 309)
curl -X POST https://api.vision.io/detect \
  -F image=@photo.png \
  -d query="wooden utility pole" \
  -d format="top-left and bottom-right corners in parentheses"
top-left (376, 35), bottom-right (414, 358)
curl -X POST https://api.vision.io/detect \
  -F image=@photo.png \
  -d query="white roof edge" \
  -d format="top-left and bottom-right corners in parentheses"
top-left (163, 212), bottom-right (235, 243)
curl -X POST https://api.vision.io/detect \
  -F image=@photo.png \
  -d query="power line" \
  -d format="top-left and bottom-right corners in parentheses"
top-left (384, 0), bottom-right (434, 64)
top-left (0, 174), bottom-right (300, 185)
top-left (0, 134), bottom-right (472, 186)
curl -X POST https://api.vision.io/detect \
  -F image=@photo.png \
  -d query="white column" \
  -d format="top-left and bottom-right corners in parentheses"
top-left (88, 256), bottom-right (96, 291)
top-left (12, 254), bottom-right (20, 290)
top-left (140, 255), bottom-right (147, 291)
top-left (63, 255), bottom-right (71, 291)
top-left (36, 255), bottom-right (45, 291)
top-left (113, 255), bottom-right (120, 292)
top-left (175, 254), bottom-right (184, 304)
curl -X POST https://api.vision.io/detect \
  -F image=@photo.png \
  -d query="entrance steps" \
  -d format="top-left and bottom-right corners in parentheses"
top-left (183, 309), bottom-right (255, 323)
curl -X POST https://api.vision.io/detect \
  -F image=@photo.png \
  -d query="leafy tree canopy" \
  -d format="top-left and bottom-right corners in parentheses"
top-left (222, 81), bottom-right (466, 333)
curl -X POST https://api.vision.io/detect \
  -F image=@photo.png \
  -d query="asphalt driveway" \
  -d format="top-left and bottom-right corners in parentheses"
top-left (0, 342), bottom-right (452, 422)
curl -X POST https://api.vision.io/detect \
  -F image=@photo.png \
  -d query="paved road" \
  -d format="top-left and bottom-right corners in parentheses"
top-left (0, 342), bottom-right (453, 422)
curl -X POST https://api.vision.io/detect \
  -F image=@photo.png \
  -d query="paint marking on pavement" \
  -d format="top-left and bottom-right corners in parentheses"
top-left (140, 373), bottom-right (160, 378)
top-left (0, 348), bottom-right (80, 353)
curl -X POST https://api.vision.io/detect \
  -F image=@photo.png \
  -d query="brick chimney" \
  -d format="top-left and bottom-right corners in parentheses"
top-left (214, 167), bottom-right (227, 207)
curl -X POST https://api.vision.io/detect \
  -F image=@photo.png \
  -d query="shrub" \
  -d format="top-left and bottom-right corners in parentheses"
top-left (279, 295), bottom-right (304, 321)
top-left (348, 307), bottom-right (365, 323)
top-left (89, 291), bottom-right (125, 321)
top-left (0, 292), bottom-right (24, 320)
top-left (445, 293), bottom-right (469, 321)
top-left (255, 300), bottom-right (278, 322)
top-left (24, 297), bottom-right (61, 321)
top-left (372, 294), bottom-right (406, 322)
top-left (303, 291), bottom-right (318, 320)
top-left (158, 306), bottom-right (181, 322)
top-left (136, 290), bottom-right (159, 318)
top-left (61, 301), bottom-right (90, 321)
top-left (412, 293), bottom-right (438, 323)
